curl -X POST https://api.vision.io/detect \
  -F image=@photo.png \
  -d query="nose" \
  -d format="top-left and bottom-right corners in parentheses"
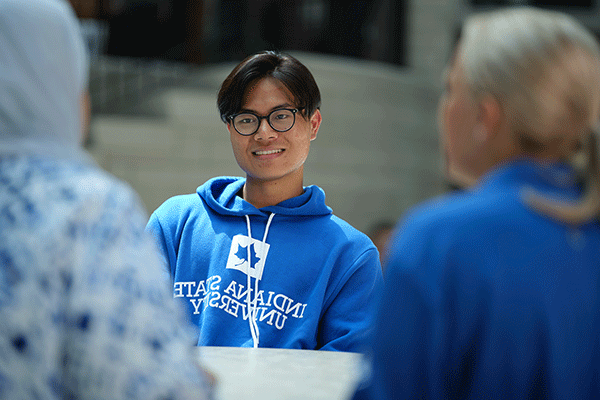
top-left (253, 118), bottom-right (279, 141)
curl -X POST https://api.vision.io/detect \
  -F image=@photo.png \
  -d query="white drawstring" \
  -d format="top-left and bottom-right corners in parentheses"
top-left (244, 216), bottom-right (257, 346)
top-left (244, 212), bottom-right (276, 348)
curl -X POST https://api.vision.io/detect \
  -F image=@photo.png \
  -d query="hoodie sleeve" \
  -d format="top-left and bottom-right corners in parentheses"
top-left (145, 195), bottom-right (192, 284)
top-left (146, 209), bottom-right (175, 281)
top-left (318, 247), bottom-right (384, 353)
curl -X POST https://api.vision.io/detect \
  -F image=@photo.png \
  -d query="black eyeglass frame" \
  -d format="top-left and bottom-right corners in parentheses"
top-left (227, 107), bottom-right (304, 136)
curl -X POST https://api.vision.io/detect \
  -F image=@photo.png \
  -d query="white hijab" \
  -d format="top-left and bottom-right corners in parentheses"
top-left (0, 0), bottom-right (92, 164)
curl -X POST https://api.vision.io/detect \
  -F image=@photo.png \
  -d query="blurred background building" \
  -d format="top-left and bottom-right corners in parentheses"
top-left (67, 0), bottom-right (600, 234)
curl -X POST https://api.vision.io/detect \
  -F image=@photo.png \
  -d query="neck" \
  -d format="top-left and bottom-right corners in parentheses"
top-left (446, 163), bottom-right (479, 189)
top-left (243, 176), bottom-right (304, 209)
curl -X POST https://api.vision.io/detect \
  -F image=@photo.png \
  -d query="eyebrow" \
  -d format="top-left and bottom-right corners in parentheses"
top-left (239, 103), bottom-right (296, 114)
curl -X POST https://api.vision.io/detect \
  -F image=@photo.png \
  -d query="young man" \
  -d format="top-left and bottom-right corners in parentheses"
top-left (146, 51), bottom-right (383, 351)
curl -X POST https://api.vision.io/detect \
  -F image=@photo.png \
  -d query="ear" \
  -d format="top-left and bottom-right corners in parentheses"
top-left (309, 109), bottom-right (322, 141)
top-left (476, 94), bottom-right (503, 142)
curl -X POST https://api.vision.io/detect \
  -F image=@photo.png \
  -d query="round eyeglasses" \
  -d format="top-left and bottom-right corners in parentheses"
top-left (228, 108), bottom-right (302, 136)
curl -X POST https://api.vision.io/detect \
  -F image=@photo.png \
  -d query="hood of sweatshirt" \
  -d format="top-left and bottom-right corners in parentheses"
top-left (197, 176), bottom-right (333, 217)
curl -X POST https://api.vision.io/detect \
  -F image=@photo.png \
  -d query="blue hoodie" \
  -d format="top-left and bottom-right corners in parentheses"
top-left (146, 176), bottom-right (383, 351)
top-left (353, 160), bottom-right (600, 399)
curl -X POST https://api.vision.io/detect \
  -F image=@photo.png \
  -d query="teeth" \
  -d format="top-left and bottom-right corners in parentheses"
top-left (254, 149), bottom-right (283, 155)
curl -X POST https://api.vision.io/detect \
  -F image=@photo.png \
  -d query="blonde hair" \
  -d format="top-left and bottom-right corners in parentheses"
top-left (460, 6), bottom-right (600, 224)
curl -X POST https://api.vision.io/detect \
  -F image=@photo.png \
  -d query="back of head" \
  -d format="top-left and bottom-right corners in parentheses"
top-left (0, 0), bottom-right (89, 161)
top-left (217, 51), bottom-right (321, 123)
top-left (460, 7), bottom-right (600, 224)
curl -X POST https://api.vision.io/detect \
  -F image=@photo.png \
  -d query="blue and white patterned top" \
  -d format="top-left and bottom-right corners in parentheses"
top-left (0, 154), bottom-right (212, 400)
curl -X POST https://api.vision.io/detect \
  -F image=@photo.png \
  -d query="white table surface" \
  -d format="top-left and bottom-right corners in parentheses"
top-left (198, 346), bottom-right (364, 400)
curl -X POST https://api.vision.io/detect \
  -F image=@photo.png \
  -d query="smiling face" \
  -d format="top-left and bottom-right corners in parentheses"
top-left (228, 77), bottom-right (321, 188)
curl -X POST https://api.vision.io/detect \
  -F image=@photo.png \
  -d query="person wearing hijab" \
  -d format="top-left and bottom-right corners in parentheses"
top-left (0, 1), bottom-right (212, 399)
top-left (353, 6), bottom-right (600, 399)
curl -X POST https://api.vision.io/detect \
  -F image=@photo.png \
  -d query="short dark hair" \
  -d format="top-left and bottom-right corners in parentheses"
top-left (217, 51), bottom-right (321, 123)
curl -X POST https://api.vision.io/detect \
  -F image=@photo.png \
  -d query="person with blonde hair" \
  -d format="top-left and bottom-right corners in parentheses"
top-left (353, 6), bottom-right (600, 399)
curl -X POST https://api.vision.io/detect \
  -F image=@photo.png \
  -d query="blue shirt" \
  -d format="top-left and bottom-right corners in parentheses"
top-left (354, 160), bottom-right (600, 399)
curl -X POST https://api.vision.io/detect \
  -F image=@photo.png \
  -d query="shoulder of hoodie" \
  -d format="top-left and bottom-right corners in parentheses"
top-left (383, 186), bottom-right (521, 302)
top-left (398, 160), bottom-right (583, 243)
top-left (150, 192), bottom-right (202, 220)
top-left (392, 179), bottom-right (525, 263)
top-left (326, 213), bottom-right (378, 251)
